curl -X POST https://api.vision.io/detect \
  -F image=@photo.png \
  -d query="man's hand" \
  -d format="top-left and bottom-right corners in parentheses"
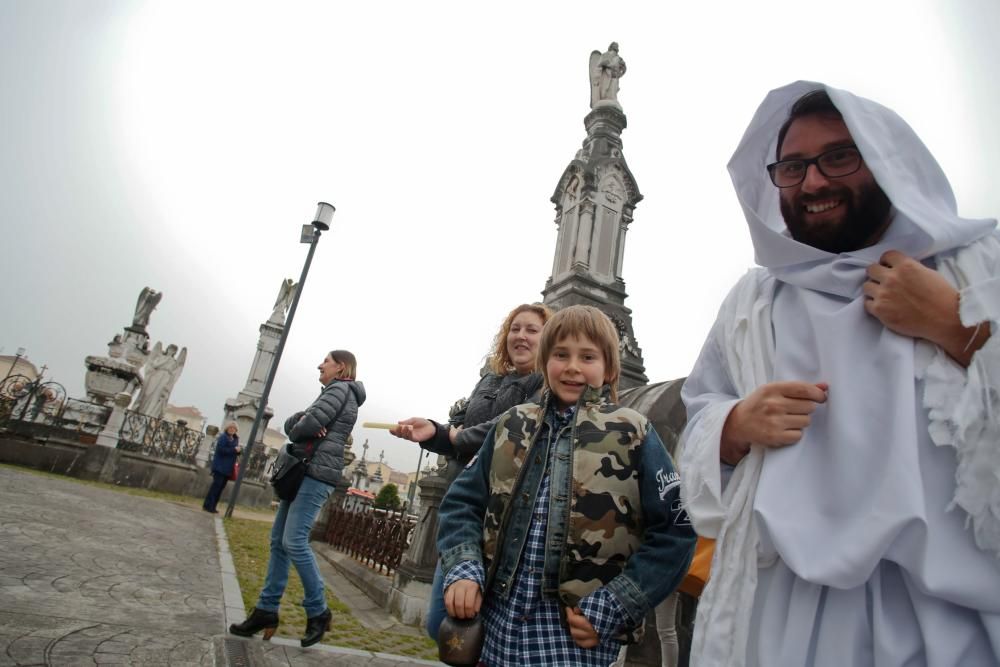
top-left (389, 417), bottom-right (435, 442)
top-left (721, 381), bottom-right (828, 464)
top-left (444, 579), bottom-right (482, 619)
top-left (565, 606), bottom-right (600, 648)
top-left (864, 250), bottom-right (988, 367)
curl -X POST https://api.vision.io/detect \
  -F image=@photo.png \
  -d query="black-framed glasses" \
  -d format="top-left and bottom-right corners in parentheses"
top-left (766, 145), bottom-right (863, 188)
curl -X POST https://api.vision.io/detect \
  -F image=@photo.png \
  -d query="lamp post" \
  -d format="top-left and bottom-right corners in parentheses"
top-left (225, 202), bottom-right (334, 518)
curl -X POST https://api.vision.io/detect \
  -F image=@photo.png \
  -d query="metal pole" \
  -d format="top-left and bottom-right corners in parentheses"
top-left (224, 229), bottom-right (322, 518)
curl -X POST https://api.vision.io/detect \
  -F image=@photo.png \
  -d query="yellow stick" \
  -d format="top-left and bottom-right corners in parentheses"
top-left (362, 422), bottom-right (398, 430)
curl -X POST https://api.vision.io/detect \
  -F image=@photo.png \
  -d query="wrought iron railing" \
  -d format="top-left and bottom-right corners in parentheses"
top-left (0, 375), bottom-right (76, 430)
top-left (117, 410), bottom-right (202, 465)
top-left (324, 503), bottom-right (416, 575)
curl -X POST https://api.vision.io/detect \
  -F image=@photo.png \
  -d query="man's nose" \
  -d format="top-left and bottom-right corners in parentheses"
top-left (800, 163), bottom-right (830, 192)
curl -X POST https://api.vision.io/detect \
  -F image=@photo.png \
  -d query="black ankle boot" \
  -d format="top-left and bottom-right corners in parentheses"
top-left (301, 608), bottom-right (332, 647)
top-left (229, 607), bottom-right (279, 640)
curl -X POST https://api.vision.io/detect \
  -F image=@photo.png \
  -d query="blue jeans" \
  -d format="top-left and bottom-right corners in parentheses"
top-left (425, 561), bottom-right (447, 640)
top-left (256, 475), bottom-right (333, 618)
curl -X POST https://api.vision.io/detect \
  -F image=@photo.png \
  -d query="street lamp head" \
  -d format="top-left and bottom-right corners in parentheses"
top-left (15, 347), bottom-right (26, 357)
top-left (312, 202), bottom-right (335, 231)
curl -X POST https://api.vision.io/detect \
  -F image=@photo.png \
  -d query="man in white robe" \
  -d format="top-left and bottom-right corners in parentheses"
top-left (679, 81), bottom-right (1000, 666)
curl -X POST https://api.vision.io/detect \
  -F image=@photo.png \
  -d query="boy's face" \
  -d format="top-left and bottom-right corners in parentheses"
top-left (546, 334), bottom-right (608, 408)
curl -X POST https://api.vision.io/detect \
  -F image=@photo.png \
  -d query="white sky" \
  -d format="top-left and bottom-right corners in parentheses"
top-left (2, 0), bottom-right (998, 473)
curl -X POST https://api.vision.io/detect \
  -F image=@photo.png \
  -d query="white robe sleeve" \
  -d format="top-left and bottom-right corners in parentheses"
top-left (678, 269), bottom-right (775, 667)
top-left (678, 317), bottom-right (741, 539)
top-left (923, 231), bottom-right (1000, 558)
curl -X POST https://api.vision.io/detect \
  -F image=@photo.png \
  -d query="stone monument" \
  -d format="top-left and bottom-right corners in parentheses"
top-left (221, 277), bottom-right (298, 446)
top-left (85, 286), bottom-right (162, 405)
top-left (133, 342), bottom-right (187, 419)
top-left (543, 42), bottom-right (648, 388)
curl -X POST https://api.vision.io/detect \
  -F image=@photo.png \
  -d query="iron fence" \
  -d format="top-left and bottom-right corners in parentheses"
top-left (0, 374), bottom-right (94, 432)
top-left (117, 410), bottom-right (202, 465)
top-left (324, 503), bottom-right (416, 575)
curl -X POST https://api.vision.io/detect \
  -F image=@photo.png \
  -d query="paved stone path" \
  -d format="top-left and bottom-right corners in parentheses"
top-left (0, 466), bottom-right (442, 666)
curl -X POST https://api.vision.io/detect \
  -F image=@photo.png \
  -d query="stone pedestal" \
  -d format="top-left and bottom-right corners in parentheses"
top-left (95, 393), bottom-right (132, 448)
top-left (388, 471), bottom-right (449, 626)
top-left (196, 425), bottom-right (219, 467)
top-left (84, 357), bottom-right (142, 406)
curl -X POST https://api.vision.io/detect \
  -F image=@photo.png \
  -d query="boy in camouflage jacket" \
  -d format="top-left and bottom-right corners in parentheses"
top-left (438, 305), bottom-right (696, 666)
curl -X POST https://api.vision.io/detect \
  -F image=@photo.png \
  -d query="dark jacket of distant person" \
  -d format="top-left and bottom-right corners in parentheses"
top-left (211, 431), bottom-right (240, 477)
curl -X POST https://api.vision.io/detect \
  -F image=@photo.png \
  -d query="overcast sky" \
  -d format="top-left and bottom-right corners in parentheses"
top-left (2, 0), bottom-right (998, 473)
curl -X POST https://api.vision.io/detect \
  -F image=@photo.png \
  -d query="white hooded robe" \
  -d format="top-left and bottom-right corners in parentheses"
top-left (679, 81), bottom-right (1000, 667)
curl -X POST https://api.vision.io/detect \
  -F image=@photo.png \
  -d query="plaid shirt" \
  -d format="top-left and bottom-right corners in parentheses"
top-left (444, 406), bottom-right (627, 666)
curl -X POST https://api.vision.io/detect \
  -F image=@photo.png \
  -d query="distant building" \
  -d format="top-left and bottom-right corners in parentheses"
top-left (0, 354), bottom-right (39, 383)
top-left (344, 487), bottom-right (375, 513)
top-left (163, 404), bottom-right (206, 432)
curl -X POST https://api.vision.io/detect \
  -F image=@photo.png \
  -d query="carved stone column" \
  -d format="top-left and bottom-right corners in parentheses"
top-left (387, 471), bottom-right (449, 625)
top-left (95, 392), bottom-right (132, 448)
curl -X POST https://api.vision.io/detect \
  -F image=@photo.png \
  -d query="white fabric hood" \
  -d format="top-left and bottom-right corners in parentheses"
top-left (728, 80), bottom-right (995, 268)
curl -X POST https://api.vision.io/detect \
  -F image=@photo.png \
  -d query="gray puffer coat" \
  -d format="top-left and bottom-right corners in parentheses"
top-left (284, 379), bottom-right (365, 486)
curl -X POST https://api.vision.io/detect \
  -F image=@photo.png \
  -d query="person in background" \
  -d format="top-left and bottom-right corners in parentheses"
top-left (230, 350), bottom-right (365, 648)
top-left (391, 302), bottom-right (553, 640)
top-left (202, 421), bottom-right (240, 514)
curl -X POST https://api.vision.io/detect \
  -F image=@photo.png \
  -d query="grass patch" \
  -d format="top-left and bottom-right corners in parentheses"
top-left (225, 516), bottom-right (437, 659)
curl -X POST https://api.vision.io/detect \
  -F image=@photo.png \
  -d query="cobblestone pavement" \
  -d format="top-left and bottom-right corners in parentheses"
top-left (0, 466), bottom-right (220, 665)
top-left (0, 466), bottom-right (442, 666)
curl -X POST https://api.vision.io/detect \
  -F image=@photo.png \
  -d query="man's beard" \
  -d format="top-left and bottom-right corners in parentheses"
top-left (780, 181), bottom-right (892, 254)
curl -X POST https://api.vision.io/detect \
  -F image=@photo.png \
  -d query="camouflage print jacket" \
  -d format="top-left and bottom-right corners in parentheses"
top-left (438, 386), bottom-right (697, 635)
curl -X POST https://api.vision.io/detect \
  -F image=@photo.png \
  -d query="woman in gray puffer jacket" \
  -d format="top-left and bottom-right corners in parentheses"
top-left (230, 349), bottom-right (365, 648)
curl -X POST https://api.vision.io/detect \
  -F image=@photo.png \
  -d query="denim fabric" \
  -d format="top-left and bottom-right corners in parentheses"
top-left (438, 398), bottom-right (696, 630)
top-left (424, 562), bottom-right (447, 640)
top-left (202, 472), bottom-right (229, 512)
top-left (256, 475), bottom-right (333, 617)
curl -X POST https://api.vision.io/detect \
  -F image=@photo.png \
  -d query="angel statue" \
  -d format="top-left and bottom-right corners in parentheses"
top-left (589, 42), bottom-right (627, 109)
top-left (132, 287), bottom-right (162, 330)
top-left (269, 278), bottom-right (298, 323)
top-left (135, 342), bottom-right (187, 418)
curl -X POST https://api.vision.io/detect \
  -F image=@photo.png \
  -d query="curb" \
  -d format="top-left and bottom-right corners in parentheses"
top-left (213, 516), bottom-right (444, 665)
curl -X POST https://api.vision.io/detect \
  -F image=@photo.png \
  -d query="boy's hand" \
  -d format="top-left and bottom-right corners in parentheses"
top-left (444, 579), bottom-right (482, 619)
top-left (566, 606), bottom-right (599, 648)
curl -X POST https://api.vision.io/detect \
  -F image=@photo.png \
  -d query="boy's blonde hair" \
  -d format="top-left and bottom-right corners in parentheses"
top-left (487, 303), bottom-right (554, 375)
top-left (538, 305), bottom-right (621, 401)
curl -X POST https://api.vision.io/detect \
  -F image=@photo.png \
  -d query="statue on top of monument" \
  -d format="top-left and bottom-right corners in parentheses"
top-left (135, 342), bottom-right (187, 418)
top-left (590, 42), bottom-right (627, 109)
top-left (132, 287), bottom-right (162, 330)
top-left (269, 278), bottom-right (298, 323)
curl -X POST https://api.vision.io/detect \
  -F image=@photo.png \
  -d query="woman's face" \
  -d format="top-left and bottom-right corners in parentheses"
top-left (225, 423), bottom-right (238, 436)
top-left (506, 310), bottom-right (545, 375)
top-left (318, 354), bottom-right (344, 385)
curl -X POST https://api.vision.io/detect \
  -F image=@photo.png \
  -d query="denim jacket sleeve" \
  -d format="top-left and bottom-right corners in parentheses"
top-left (603, 425), bottom-right (697, 630)
top-left (437, 426), bottom-right (496, 581)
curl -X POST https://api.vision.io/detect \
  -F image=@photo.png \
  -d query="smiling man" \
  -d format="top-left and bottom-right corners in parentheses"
top-left (679, 83), bottom-right (1000, 666)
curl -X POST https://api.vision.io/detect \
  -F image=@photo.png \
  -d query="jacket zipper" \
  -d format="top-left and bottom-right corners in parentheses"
top-left (486, 394), bottom-right (549, 590)
top-left (556, 392), bottom-right (585, 596)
